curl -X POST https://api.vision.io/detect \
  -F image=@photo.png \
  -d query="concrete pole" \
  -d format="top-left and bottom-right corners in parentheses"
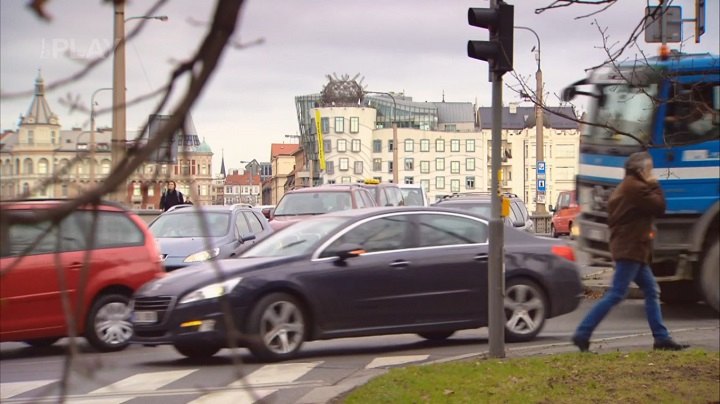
top-left (111, 1), bottom-right (126, 203)
top-left (488, 70), bottom-right (506, 359)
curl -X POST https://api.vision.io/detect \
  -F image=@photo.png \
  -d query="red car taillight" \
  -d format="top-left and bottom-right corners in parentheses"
top-left (551, 245), bottom-right (576, 262)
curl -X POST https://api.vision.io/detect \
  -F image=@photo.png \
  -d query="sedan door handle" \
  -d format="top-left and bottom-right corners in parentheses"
top-left (68, 262), bottom-right (84, 270)
top-left (389, 260), bottom-right (410, 269)
top-left (474, 254), bottom-right (489, 262)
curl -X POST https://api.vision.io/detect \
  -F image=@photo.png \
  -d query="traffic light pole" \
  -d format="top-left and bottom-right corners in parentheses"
top-left (488, 70), bottom-right (505, 359)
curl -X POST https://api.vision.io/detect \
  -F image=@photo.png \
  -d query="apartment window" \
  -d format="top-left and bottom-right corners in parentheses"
top-left (351, 139), bottom-right (361, 152)
top-left (37, 159), bottom-right (48, 175)
top-left (435, 158), bottom-right (445, 171)
top-left (388, 161), bottom-right (394, 174)
top-left (466, 139), bottom-right (475, 152)
top-left (420, 139), bottom-right (430, 152)
top-left (51, 131), bottom-right (56, 144)
top-left (354, 161), bottom-right (363, 175)
top-left (133, 183), bottom-right (141, 196)
top-left (466, 158), bottom-right (475, 171)
top-left (338, 139), bottom-right (347, 152)
top-left (450, 161), bottom-right (460, 174)
top-left (101, 161), bottom-right (111, 174)
top-left (451, 139), bottom-right (460, 152)
top-left (61, 184), bottom-right (68, 197)
top-left (326, 161), bottom-right (335, 175)
top-left (388, 139), bottom-right (394, 152)
top-left (404, 176), bottom-right (414, 185)
top-left (436, 176), bottom-right (445, 190)
top-left (28, 130), bottom-right (34, 144)
top-left (341, 176), bottom-right (352, 184)
top-left (335, 117), bottom-right (344, 133)
top-left (181, 160), bottom-right (190, 175)
top-left (420, 179), bottom-right (430, 193)
top-left (404, 139), bottom-right (414, 152)
top-left (435, 139), bottom-right (445, 152)
top-left (339, 157), bottom-right (349, 171)
top-left (201, 164), bottom-right (208, 175)
top-left (350, 117), bottom-right (359, 133)
top-left (445, 124), bottom-right (457, 132)
top-left (148, 186), bottom-right (155, 197)
top-left (372, 139), bottom-right (382, 153)
top-left (324, 139), bottom-right (332, 153)
top-left (466, 176), bottom-right (476, 189)
top-left (161, 165), bottom-right (168, 175)
top-left (404, 158), bottom-right (414, 171)
top-left (451, 179), bottom-right (460, 193)
top-left (321, 117), bottom-right (330, 134)
top-left (420, 160), bottom-right (430, 174)
top-left (373, 158), bottom-right (382, 171)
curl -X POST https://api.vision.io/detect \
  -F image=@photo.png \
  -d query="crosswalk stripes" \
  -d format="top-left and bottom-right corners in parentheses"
top-left (1, 354), bottom-right (435, 403)
top-left (0, 380), bottom-right (55, 400)
top-left (189, 362), bottom-right (322, 404)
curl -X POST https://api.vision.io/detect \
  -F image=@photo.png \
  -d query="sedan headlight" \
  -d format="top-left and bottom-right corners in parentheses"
top-left (179, 277), bottom-right (243, 305)
top-left (184, 248), bottom-right (220, 263)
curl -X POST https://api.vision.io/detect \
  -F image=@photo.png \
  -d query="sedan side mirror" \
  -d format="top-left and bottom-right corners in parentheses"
top-left (331, 243), bottom-right (366, 262)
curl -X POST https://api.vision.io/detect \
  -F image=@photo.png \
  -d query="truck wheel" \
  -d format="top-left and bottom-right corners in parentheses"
top-left (699, 239), bottom-right (719, 312)
top-left (659, 281), bottom-right (700, 305)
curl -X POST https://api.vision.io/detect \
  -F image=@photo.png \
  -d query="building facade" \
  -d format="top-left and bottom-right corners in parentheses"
top-left (294, 77), bottom-right (580, 210)
top-left (269, 143), bottom-right (300, 204)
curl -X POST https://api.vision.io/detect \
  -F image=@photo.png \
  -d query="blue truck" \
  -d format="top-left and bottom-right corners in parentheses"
top-left (562, 52), bottom-right (719, 312)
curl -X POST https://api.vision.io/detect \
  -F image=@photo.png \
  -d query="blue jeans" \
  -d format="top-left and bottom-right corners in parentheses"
top-left (574, 259), bottom-right (670, 342)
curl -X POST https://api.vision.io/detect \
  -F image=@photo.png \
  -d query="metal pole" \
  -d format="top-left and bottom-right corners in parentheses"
top-left (534, 65), bottom-right (545, 214)
top-left (489, 69), bottom-right (506, 358)
top-left (111, 0), bottom-right (126, 203)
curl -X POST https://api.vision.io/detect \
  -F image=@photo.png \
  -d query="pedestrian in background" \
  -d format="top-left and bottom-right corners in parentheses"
top-left (572, 151), bottom-right (689, 352)
top-left (160, 180), bottom-right (184, 211)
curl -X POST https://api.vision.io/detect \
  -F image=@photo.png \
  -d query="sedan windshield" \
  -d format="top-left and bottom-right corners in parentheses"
top-left (440, 202), bottom-right (491, 219)
top-left (242, 217), bottom-right (347, 257)
top-left (150, 212), bottom-right (230, 238)
top-left (274, 192), bottom-right (352, 216)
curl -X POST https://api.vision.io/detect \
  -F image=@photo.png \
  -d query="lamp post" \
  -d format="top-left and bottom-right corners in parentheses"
top-left (111, 1), bottom-right (168, 203)
top-left (364, 91), bottom-right (398, 184)
top-left (90, 87), bottom-right (112, 183)
top-left (514, 26), bottom-right (546, 215)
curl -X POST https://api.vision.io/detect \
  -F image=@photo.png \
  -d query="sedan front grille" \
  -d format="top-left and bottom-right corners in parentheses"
top-left (132, 296), bottom-right (174, 323)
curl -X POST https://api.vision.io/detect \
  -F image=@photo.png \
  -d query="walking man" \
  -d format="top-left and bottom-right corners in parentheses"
top-left (160, 180), bottom-right (184, 211)
top-left (572, 152), bottom-right (689, 352)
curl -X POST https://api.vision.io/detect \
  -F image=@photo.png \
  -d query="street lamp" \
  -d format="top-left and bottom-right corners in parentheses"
top-left (90, 87), bottom-right (112, 183)
top-left (111, 1), bottom-right (168, 203)
top-left (514, 25), bottom-right (546, 215)
top-left (364, 91), bottom-right (398, 184)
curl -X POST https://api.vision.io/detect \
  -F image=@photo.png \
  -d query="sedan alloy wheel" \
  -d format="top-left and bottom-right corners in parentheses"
top-left (503, 279), bottom-right (547, 342)
top-left (247, 293), bottom-right (306, 361)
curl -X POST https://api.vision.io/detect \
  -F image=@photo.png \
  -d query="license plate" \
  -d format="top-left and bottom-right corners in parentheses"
top-left (133, 311), bottom-right (158, 324)
top-left (587, 228), bottom-right (604, 241)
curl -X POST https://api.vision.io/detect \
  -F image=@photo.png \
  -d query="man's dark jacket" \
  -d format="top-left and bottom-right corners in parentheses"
top-left (160, 190), bottom-right (184, 211)
top-left (607, 173), bottom-right (666, 264)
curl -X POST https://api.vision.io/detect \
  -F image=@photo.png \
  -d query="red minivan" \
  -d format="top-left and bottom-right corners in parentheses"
top-left (551, 191), bottom-right (579, 238)
top-left (0, 200), bottom-right (164, 351)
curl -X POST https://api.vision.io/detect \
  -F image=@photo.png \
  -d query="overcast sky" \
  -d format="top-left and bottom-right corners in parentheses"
top-left (1, 0), bottom-right (718, 174)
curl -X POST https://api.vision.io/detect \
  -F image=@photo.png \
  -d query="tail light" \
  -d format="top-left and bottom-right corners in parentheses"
top-left (551, 245), bottom-right (576, 262)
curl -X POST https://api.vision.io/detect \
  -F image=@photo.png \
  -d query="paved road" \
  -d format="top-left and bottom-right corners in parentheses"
top-left (1, 299), bottom-right (717, 404)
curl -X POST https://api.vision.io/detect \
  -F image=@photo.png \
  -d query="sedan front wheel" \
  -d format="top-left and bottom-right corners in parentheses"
top-left (246, 293), bottom-right (306, 362)
top-left (504, 278), bottom-right (547, 342)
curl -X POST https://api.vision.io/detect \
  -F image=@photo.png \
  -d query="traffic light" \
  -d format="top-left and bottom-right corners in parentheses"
top-left (467, 1), bottom-right (514, 76)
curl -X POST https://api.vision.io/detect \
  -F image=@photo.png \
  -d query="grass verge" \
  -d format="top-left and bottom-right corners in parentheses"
top-left (341, 349), bottom-right (719, 403)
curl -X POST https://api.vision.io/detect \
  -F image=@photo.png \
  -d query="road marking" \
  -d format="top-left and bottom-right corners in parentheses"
top-left (190, 362), bottom-right (322, 404)
top-left (88, 369), bottom-right (197, 395)
top-left (0, 380), bottom-right (55, 400)
top-left (366, 355), bottom-right (429, 369)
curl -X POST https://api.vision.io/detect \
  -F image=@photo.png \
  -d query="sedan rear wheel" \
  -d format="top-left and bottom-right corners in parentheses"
top-left (85, 294), bottom-right (133, 352)
top-left (246, 293), bottom-right (306, 362)
top-left (504, 279), bottom-right (547, 342)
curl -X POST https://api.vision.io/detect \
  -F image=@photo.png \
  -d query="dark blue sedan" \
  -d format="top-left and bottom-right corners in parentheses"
top-left (131, 207), bottom-right (583, 361)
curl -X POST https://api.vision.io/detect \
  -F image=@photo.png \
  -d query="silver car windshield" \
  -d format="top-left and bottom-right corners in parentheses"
top-left (274, 192), bottom-right (353, 216)
top-left (242, 217), bottom-right (347, 257)
top-left (150, 212), bottom-right (230, 238)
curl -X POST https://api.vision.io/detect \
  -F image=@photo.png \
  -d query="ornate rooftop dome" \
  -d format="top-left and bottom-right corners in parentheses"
top-left (319, 73), bottom-right (365, 107)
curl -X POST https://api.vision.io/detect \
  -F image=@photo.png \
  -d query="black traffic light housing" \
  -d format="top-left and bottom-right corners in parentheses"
top-left (467, 1), bottom-right (514, 77)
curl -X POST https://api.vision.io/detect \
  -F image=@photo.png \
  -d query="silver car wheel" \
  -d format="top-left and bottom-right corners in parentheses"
top-left (94, 301), bottom-right (133, 345)
top-left (504, 282), bottom-right (545, 337)
top-left (260, 300), bottom-right (305, 355)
